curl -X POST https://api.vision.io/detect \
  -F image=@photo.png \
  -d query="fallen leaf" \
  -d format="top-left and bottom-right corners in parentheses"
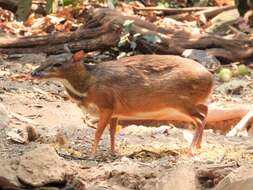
top-left (24, 13), bottom-right (35, 27)
top-left (116, 125), bottom-right (122, 134)
top-left (73, 50), bottom-right (85, 62)
top-left (215, 0), bottom-right (234, 6)
top-left (9, 74), bottom-right (33, 81)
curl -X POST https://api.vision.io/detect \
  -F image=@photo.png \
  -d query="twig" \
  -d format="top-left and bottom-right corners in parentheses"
top-left (226, 108), bottom-right (253, 137)
top-left (133, 6), bottom-right (218, 15)
top-left (194, 5), bottom-right (235, 20)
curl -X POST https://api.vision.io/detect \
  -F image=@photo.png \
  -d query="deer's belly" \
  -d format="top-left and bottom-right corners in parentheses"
top-left (78, 104), bottom-right (193, 123)
top-left (115, 108), bottom-right (193, 122)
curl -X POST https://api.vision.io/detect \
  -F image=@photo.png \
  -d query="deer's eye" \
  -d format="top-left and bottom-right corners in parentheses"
top-left (53, 63), bottom-right (62, 67)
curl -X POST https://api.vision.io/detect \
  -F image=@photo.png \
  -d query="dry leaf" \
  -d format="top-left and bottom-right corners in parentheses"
top-left (73, 50), bottom-right (85, 62)
top-left (56, 6), bottom-right (73, 20)
top-left (214, 0), bottom-right (234, 6)
top-left (9, 74), bottom-right (33, 81)
top-left (24, 13), bottom-right (35, 27)
top-left (116, 125), bottom-right (122, 134)
top-left (63, 20), bottom-right (73, 32)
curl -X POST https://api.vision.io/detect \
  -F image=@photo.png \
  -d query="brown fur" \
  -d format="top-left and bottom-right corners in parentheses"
top-left (32, 54), bottom-right (213, 156)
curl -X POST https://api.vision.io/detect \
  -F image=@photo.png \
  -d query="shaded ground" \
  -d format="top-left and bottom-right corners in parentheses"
top-left (1, 53), bottom-right (253, 189)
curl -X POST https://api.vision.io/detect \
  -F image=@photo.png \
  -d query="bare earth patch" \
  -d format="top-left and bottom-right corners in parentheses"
top-left (1, 54), bottom-right (253, 190)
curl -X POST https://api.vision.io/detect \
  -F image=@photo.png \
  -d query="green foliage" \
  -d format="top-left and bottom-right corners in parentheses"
top-left (130, 41), bottom-right (137, 50)
top-left (107, 0), bottom-right (118, 9)
top-left (123, 20), bottom-right (134, 33)
top-left (157, 1), bottom-right (170, 8)
top-left (118, 33), bottom-right (130, 47)
top-left (46, 0), bottom-right (81, 14)
top-left (143, 35), bottom-right (162, 44)
top-left (124, 0), bottom-right (133, 3)
top-left (117, 51), bottom-right (134, 59)
top-left (63, 0), bottom-right (81, 7)
top-left (46, 0), bottom-right (62, 14)
top-left (118, 20), bottom-right (136, 50)
top-left (63, 0), bottom-right (80, 6)
top-left (63, 0), bottom-right (72, 5)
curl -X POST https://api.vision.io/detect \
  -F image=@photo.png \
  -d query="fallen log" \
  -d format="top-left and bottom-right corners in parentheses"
top-left (0, 22), bottom-right (121, 54)
top-left (0, 21), bottom-right (118, 48)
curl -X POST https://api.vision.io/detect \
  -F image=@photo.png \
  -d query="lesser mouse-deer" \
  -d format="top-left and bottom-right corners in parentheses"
top-left (31, 51), bottom-right (213, 156)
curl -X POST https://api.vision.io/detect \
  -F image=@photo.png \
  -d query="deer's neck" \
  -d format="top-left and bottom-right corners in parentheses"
top-left (61, 79), bottom-right (88, 99)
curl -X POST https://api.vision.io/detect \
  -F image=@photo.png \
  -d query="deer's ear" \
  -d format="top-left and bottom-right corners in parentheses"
top-left (72, 50), bottom-right (84, 63)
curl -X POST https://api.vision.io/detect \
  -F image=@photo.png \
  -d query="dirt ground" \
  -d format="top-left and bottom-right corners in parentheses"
top-left (1, 53), bottom-right (253, 190)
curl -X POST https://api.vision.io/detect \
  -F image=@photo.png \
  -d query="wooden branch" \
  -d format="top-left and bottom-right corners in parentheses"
top-left (86, 8), bottom-right (253, 61)
top-left (226, 108), bottom-right (253, 137)
top-left (0, 21), bottom-right (118, 48)
top-left (0, 27), bottom-right (121, 54)
top-left (194, 5), bottom-right (235, 20)
top-left (133, 6), bottom-right (211, 15)
top-left (169, 6), bottom-right (235, 21)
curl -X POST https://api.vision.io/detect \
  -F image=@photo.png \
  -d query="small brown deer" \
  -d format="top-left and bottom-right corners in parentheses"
top-left (31, 51), bottom-right (213, 156)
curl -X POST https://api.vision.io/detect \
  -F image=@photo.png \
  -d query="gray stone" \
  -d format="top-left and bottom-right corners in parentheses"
top-left (215, 79), bottom-right (249, 95)
top-left (182, 49), bottom-right (220, 70)
top-left (206, 9), bottom-right (239, 34)
top-left (214, 165), bottom-right (253, 190)
top-left (0, 159), bottom-right (21, 187)
top-left (17, 145), bottom-right (67, 186)
top-left (156, 165), bottom-right (199, 190)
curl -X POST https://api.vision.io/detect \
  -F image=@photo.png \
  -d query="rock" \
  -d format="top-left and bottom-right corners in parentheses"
top-left (0, 103), bottom-right (9, 127)
top-left (214, 165), bottom-right (253, 190)
top-left (0, 159), bottom-right (21, 188)
top-left (156, 165), bottom-right (199, 190)
top-left (7, 127), bottom-right (29, 144)
top-left (17, 145), bottom-right (67, 187)
top-left (206, 9), bottom-right (239, 34)
top-left (6, 125), bottom-right (38, 144)
top-left (182, 49), bottom-right (220, 70)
